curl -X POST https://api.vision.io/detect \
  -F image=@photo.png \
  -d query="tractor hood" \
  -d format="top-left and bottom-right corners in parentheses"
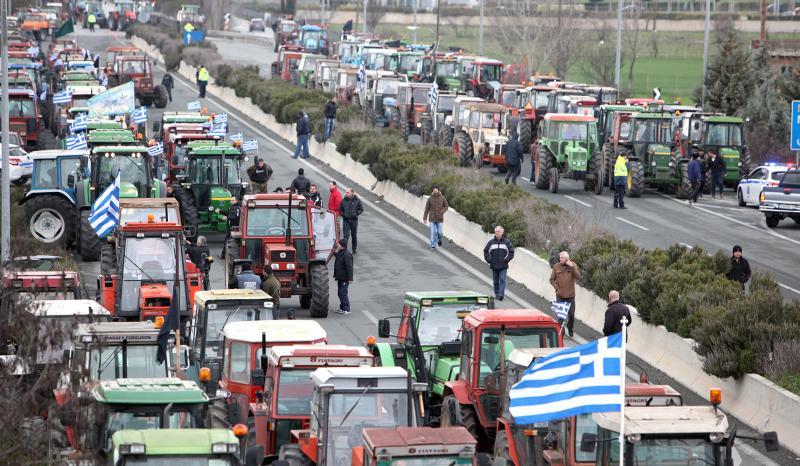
top-left (120, 182), bottom-right (139, 198)
top-left (485, 134), bottom-right (508, 146)
top-left (443, 77), bottom-right (461, 91)
top-left (138, 282), bottom-right (171, 320)
top-left (431, 355), bottom-right (460, 397)
top-left (566, 143), bottom-right (589, 171)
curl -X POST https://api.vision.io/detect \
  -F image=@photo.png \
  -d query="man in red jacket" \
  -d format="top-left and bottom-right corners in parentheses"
top-left (328, 181), bottom-right (342, 212)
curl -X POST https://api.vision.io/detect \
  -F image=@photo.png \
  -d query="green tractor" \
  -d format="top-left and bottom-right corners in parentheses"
top-left (171, 141), bottom-right (248, 237)
top-left (676, 114), bottom-right (751, 189)
top-left (532, 114), bottom-right (602, 194)
top-left (372, 291), bottom-right (493, 426)
top-left (612, 112), bottom-right (676, 198)
top-left (74, 145), bottom-right (166, 260)
top-left (84, 128), bottom-right (139, 150)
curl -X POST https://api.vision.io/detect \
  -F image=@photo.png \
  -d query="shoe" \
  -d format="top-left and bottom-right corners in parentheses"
top-left (431, 246), bottom-right (436, 249)
top-left (499, 296), bottom-right (504, 301)
top-left (340, 309), bottom-right (351, 315)
top-left (438, 238), bottom-right (442, 246)
top-left (568, 329), bottom-right (574, 337)
top-left (352, 249), bottom-right (357, 254)
top-left (619, 206), bottom-right (627, 209)
top-left (613, 205), bottom-right (618, 209)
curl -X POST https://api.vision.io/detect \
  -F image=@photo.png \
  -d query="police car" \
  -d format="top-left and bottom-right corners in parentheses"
top-left (737, 163), bottom-right (791, 207)
top-left (1, 144), bottom-right (33, 185)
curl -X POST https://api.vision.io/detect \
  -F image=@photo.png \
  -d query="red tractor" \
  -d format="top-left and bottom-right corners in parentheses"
top-left (274, 19), bottom-right (299, 53)
top-left (108, 55), bottom-right (169, 108)
top-left (513, 85), bottom-right (555, 152)
top-left (389, 82), bottom-right (433, 141)
top-left (1, 270), bottom-right (81, 300)
top-left (225, 193), bottom-right (338, 317)
top-left (465, 58), bottom-right (504, 101)
top-left (161, 132), bottom-right (222, 184)
top-left (9, 88), bottom-right (41, 148)
top-left (335, 67), bottom-right (360, 105)
top-left (272, 45), bottom-right (303, 82)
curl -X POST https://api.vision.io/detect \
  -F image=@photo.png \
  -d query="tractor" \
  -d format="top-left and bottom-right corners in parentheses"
top-left (189, 289), bottom-right (276, 389)
top-left (103, 46), bottom-right (142, 77)
top-left (389, 82), bottom-right (433, 141)
top-left (176, 4), bottom-right (206, 32)
top-left (452, 102), bottom-right (510, 171)
top-left (212, 319), bottom-right (327, 427)
top-left (335, 67), bottom-right (360, 105)
top-left (272, 45), bottom-right (303, 82)
top-left (249, 344), bottom-right (374, 462)
top-left (97, 217), bottom-right (202, 324)
top-left (153, 111), bottom-right (213, 141)
top-left (438, 309), bottom-right (563, 451)
top-left (513, 85), bottom-right (555, 153)
top-left (597, 104), bottom-right (641, 163)
top-left (2, 270), bottom-right (82, 301)
top-left (110, 428), bottom-right (255, 465)
top-left (462, 58), bottom-right (503, 101)
top-left (423, 91), bottom-right (460, 147)
top-left (585, 85), bottom-right (619, 104)
top-left (675, 114), bottom-right (751, 189)
top-left (295, 53), bottom-right (325, 87)
top-left (311, 59), bottom-right (340, 92)
top-left (160, 132), bottom-right (221, 182)
top-left (433, 57), bottom-right (462, 92)
top-left (353, 427), bottom-right (478, 466)
top-left (612, 112), bottom-right (676, 198)
top-left (107, 55), bottom-right (169, 108)
top-left (274, 19), bottom-right (300, 53)
top-left (396, 50), bottom-right (425, 80)
top-left (532, 114), bottom-right (603, 194)
top-left (225, 193), bottom-right (338, 317)
top-left (107, 0), bottom-right (137, 30)
top-left (276, 367), bottom-right (427, 466)
top-left (365, 72), bottom-right (406, 127)
top-left (297, 25), bottom-right (329, 56)
top-left (372, 291), bottom-right (493, 426)
top-left (9, 88), bottom-right (41, 148)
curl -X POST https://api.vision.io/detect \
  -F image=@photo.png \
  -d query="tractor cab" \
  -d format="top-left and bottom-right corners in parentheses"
top-left (367, 72), bottom-right (406, 126)
top-left (365, 48), bottom-right (398, 72)
top-left (335, 66), bottom-right (360, 105)
top-left (617, 112), bottom-right (675, 196)
top-left (546, 89), bottom-right (585, 115)
top-left (84, 145), bottom-right (156, 199)
top-left (104, 46), bottom-right (141, 76)
top-left (585, 86), bottom-right (618, 104)
top-left (498, 84), bottom-right (521, 108)
top-left (466, 58), bottom-right (503, 101)
top-left (684, 115), bottom-right (750, 186)
top-left (513, 85), bottom-right (554, 151)
top-left (296, 53), bottom-right (325, 87)
top-left (556, 95), bottom-right (597, 116)
top-left (391, 82), bottom-right (433, 141)
top-left (118, 198), bottom-right (181, 225)
top-left (7, 88), bottom-right (41, 148)
top-left (274, 46), bottom-right (303, 82)
top-left (397, 51), bottom-right (424, 79)
top-left (313, 59), bottom-right (340, 91)
top-left (356, 427), bottom-right (478, 466)
top-left (433, 58), bottom-right (461, 91)
top-left (162, 132), bottom-right (222, 182)
top-left (453, 101), bottom-right (509, 170)
top-left (250, 344), bottom-right (374, 460)
top-left (297, 25), bottom-right (329, 56)
top-left (532, 114), bottom-right (601, 194)
top-left (154, 111), bottom-right (213, 139)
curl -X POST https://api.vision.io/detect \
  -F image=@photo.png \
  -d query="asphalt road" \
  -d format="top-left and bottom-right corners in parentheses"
top-left (59, 25), bottom-right (796, 465)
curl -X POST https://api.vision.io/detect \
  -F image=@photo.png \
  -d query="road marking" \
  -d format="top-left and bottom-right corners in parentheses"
top-left (615, 217), bottom-right (650, 231)
top-left (778, 282), bottom-right (800, 296)
top-left (679, 242), bottom-right (694, 249)
top-left (565, 195), bottom-right (592, 208)
top-left (362, 310), bottom-right (379, 324)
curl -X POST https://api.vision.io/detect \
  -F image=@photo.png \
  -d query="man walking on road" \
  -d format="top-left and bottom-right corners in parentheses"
top-left (290, 168), bottom-right (312, 196)
top-left (340, 188), bottom-right (363, 254)
top-left (328, 181), bottom-right (342, 212)
top-left (235, 262), bottom-right (262, 290)
top-left (549, 251), bottom-right (581, 337)
top-left (247, 158), bottom-right (272, 193)
top-left (708, 151), bottom-right (726, 199)
top-left (504, 132), bottom-right (523, 185)
top-left (324, 96), bottom-right (337, 141)
top-left (613, 152), bottom-right (628, 209)
top-left (423, 186), bottom-right (449, 249)
top-left (161, 72), bottom-right (174, 103)
top-left (196, 65), bottom-right (210, 98)
top-left (261, 265), bottom-right (281, 315)
top-left (688, 153), bottom-right (703, 205)
top-left (603, 290), bottom-right (632, 337)
top-left (334, 239), bottom-right (354, 315)
top-left (725, 245), bottom-right (751, 291)
top-left (293, 111), bottom-right (311, 159)
top-left (483, 226), bottom-right (514, 301)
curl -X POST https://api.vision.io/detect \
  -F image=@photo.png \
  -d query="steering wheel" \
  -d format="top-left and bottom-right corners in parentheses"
top-left (266, 226), bottom-right (285, 235)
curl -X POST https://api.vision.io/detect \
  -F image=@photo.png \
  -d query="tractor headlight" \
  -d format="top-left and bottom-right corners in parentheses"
top-left (119, 443), bottom-right (146, 455)
top-left (212, 443), bottom-right (228, 454)
top-left (626, 434), bottom-right (641, 444)
top-left (709, 432), bottom-right (725, 443)
top-left (668, 161), bottom-right (674, 167)
top-left (737, 161), bottom-right (742, 167)
top-left (263, 301), bottom-right (274, 308)
top-left (208, 205), bottom-right (214, 211)
top-left (286, 263), bottom-right (296, 270)
top-left (271, 263), bottom-right (279, 270)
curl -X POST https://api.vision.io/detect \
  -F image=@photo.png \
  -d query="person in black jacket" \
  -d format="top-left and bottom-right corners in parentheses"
top-left (186, 236), bottom-right (212, 289)
top-left (247, 158), bottom-right (273, 193)
top-left (334, 239), bottom-right (354, 315)
top-left (324, 97), bottom-right (337, 141)
top-left (306, 184), bottom-right (323, 207)
top-left (161, 72), bottom-right (174, 103)
top-left (707, 151), bottom-right (726, 199)
top-left (339, 188), bottom-right (364, 253)
top-left (220, 197), bottom-right (240, 258)
top-left (725, 245), bottom-right (751, 291)
top-left (290, 168), bottom-right (312, 195)
top-left (504, 132), bottom-right (523, 185)
top-left (483, 225), bottom-right (515, 301)
top-left (603, 290), bottom-right (632, 337)
top-left (293, 111), bottom-right (311, 159)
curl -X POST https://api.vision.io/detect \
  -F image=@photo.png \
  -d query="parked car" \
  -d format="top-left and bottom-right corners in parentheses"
top-left (737, 163), bottom-right (789, 207)
top-left (249, 18), bottom-right (265, 32)
top-left (760, 169), bottom-right (800, 227)
top-left (1, 144), bottom-right (33, 185)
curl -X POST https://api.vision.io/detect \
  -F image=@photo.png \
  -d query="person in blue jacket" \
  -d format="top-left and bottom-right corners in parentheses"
top-left (688, 153), bottom-right (703, 205)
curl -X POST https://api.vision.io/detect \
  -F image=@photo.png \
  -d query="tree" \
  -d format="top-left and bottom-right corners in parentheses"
top-left (581, 22), bottom-right (619, 87)
top-left (744, 46), bottom-right (792, 163)
top-left (366, 3), bottom-right (386, 33)
top-left (695, 20), bottom-right (754, 114)
top-left (623, 8), bottom-right (644, 97)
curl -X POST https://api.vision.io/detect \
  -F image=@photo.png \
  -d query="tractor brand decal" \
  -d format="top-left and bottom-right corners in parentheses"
top-left (97, 334), bottom-right (158, 342)
top-left (408, 448), bottom-right (451, 454)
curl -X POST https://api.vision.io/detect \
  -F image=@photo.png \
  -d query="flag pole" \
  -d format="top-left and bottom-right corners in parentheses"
top-left (619, 317), bottom-right (628, 466)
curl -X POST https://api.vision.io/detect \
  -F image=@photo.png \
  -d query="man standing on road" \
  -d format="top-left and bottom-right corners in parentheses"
top-left (725, 245), bottom-right (751, 291)
top-left (613, 151), bottom-right (628, 209)
top-left (293, 111), bottom-right (311, 159)
top-left (161, 72), bottom-right (174, 103)
top-left (340, 188), bottom-right (363, 254)
top-left (603, 290), bottom-right (632, 337)
top-left (328, 181), bottom-right (342, 212)
top-left (504, 132), bottom-right (523, 185)
top-left (483, 225), bottom-right (514, 301)
top-left (423, 186), bottom-right (449, 249)
top-left (196, 65), bottom-right (210, 98)
top-left (306, 184), bottom-right (322, 207)
top-left (707, 151), bottom-right (726, 199)
top-left (290, 168), bottom-right (312, 196)
top-left (688, 153), bottom-right (703, 205)
top-left (87, 12), bottom-right (96, 31)
top-left (334, 239), bottom-right (354, 315)
top-left (247, 158), bottom-right (272, 193)
top-left (549, 251), bottom-right (581, 337)
top-left (235, 262), bottom-right (262, 290)
top-left (220, 197), bottom-right (240, 258)
top-left (324, 96), bottom-right (337, 141)
top-left (261, 264), bottom-right (281, 315)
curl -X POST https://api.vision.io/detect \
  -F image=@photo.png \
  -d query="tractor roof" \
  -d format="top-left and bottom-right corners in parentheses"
top-left (189, 146), bottom-right (242, 156)
top-left (77, 321), bottom-right (161, 343)
top-left (464, 308), bottom-right (558, 327)
top-left (543, 113), bottom-right (595, 123)
top-left (194, 288), bottom-right (272, 306)
top-left (112, 429), bottom-right (238, 455)
top-left (27, 299), bottom-right (109, 317)
top-left (170, 133), bottom-right (220, 143)
top-left (87, 121), bottom-right (125, 130)
top-left (310, 366), bottom-right (409, 388)
top-left (93, 378), bottom-right (208, 404)
top-left (92, 145), bottom-right (148, 154)
top-left (243, 193), bottom-right (307, 205)
top-left (601, 104), bottom-right (641, 112)
top-left (405, 291), bottom-right (491, 301)
top-left (119, 198), bottom-right (180, 210)
top-left (463, 102), bottom-right (507, 113)
top-left (162, 113), bottom-right (211, 124)
top-left (268, 344), bottom-right (373, 367)
top-left (27, 149), bottom-right (88, 160)
top-left (474, 57), bottom-right (503, 65)
top-left (592, 406), bottom-right (728, 436)
top-left (88, 133), bottom-right (137, 144)
top-left (362, 427), bottom-right (477, 457)
top-left (632, 112), bottom-right (673, 120)
top-left (222, 319), bottom-right (326, 344)
top-left (703, 115), bottom-right (743, 124)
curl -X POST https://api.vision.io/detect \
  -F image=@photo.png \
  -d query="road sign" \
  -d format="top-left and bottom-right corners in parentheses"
top-left (791, 100), bottom-right (800, 151)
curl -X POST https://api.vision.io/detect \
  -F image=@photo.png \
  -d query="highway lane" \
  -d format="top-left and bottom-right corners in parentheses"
top-left (65, 27), bottom-right (792, 465)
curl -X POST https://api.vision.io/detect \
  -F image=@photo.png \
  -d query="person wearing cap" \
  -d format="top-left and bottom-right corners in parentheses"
top-left (725, 245), bottom-right (751, 291)
top-left (333, 239), bottom-right (354, 315)
top-left (261, 263), bottom-right (281, 314)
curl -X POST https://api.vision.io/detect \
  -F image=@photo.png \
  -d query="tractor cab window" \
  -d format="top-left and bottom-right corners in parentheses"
top-left (469, 111), bottom-right (480, 129)
top-left (436, 62), bottom-right (457, 77)
top-left (560, 122), bottom-right (587, 141)
top-left (460, 59), bottom-right (475, 77)
top-left (412, 87), bottom-right (429, 104)
top-left (120, 237), bottom-right (185, 314)
top-left (416, 303), bottom-right (481, 345)
top-left (228, 341), bottom-right (250, 384)
top-left (188, 156), bottom-right (226, 185)
top-left (574, 414), bottom-right (598, 462)
top-left (704, 123), bottom-right (742, 146)
top-left (376, 79), bottom-right (400, 95)
top-left (104, 404), bottom-right (204, 447)
top-left (513, 91), bottom-right (528, 109)
top-left (205, 305), bottom-right (267, 359)
top-left (245, 207), bottom-right (310, 237)
top-left (602, 432), bottom-right (719, 464)
top-left (399, 54), bottom-right (420, 73)
top-left (437, 95), bottom-right (455, 112)
top-left (281, 22), bottom-right (297, 33)
top-left (533, 91), bottom-right (549, 110)
top-left (481, 112), bottom-right (501, 129)
top-left (276, 368), bottom-right (314, 415)
top-left (501, 91), bottom-right (516, 107)
top-left (89, 344), bottom-right (166, 380)
top-left (634, 119), bottom-right (671, 143)
top-left (33, 158), bottom-right (58, 188)
top-left (122, 457), bottom-right (234, 466)
top-left (95, 154), bottom-right (149, 197)
top-left (9, 98), bottom-right (35, 117)
top-left (478, 327), bottom-right (558, 387)
top-left (479, 64), bottom-right (502, 82)
top-left (121, 60), bottom-right (147, 76)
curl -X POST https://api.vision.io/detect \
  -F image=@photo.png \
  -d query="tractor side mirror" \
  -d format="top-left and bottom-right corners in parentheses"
top-left (67, 174), bottom-right (76, 189)
top-left (378, 319), bottom-right (390, 338)
top-left (183, 225), bottom-right (197, 239)
top-left (763, 431), bottom-right (779, 452)
top-left (579, 433), bottom-right (597, 453)
top-left (251, 367), bottom-right (266, 387)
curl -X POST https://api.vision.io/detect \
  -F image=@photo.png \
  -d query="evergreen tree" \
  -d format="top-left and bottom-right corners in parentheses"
top-left (695, 26), bottom-right (754, 116)
top-left (744, 46), bottom-right (792, 162)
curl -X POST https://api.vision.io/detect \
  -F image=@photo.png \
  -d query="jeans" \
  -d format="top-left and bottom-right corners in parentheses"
top-left (294, 134), bottom-right (310, 158)
top-left (337, 280), bottom-right (350, 311)
top-left (711, 172), bottom-right (725, 196)
top-left (558, 295), bottom-right (576, 334)
top-left (691, 181), bottom-right (702, 202)
top-left (198, 81), bottom-right (207, 98)
top-left (492, 268), bottom-right (507, 299)
top-left (166, 87), bottom-right (173, 102)
top-left (324, 118), bottom-right (335, 141)
top-left (429, 222), bottom-right (443, 248)
top-left (614, 178), bottom-right (626, 208)
top-left (343, 218), bottom-right (358, 251)
top-left (505, 164), bottom-right (521, 184)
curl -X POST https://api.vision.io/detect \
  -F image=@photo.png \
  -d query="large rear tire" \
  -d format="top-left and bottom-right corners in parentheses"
top-left (278, 444), bottom-right (312, 466)
top-left (389, 107), bottom-right (400, 129)
top-left (154, 85), bottom-right (169, 108)
top-left (586, 150), bottom-right (603, 194)
top-left (602, 143), bottom-right (615, 187)
top-left (627, 159), bottom-right (645, 198)
top-left (400, 113), bottom-right (410, 141)
top-left (80, 210), bottom-right (102, 261)
top-left (740, 147), bottom-right (752, 179)
top-left (309, 263), bottom-right (329, 318)
top-left (534, 146), bottom-right (553, 190)
top-left (421, 117), bottom-right (433, 145)
top-left (454, 131), bottom-right (473, 167)
top-left (210, 397), bottom-right (231, 428)
top-left (100, 243), bottom-right (116, 276)
top-left (677, 162), bottom-right (692, 199)
top-left (519, 119), bottom-right (533, 153)
top-left (442, 127), bottom-right (454, 148)
top-left (24, 195), bottom-right (75, 247)
top-left (171, 184), bottom-right (199, 241)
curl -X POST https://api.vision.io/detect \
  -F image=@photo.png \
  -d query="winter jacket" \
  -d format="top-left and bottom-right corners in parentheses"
top-left (306, 191), bottom-right (322, 207)
top-left (483, 236), bottom-right (515, 270)
top-left (296, 115), bottom-right (311, 136)
top-left (328, 187), bottom-right (343, 212)
top-left (226, 204), bottom-right (241, 228)
top-left (236, 271), bottom-right (262, 290)
top-left (186, 243), bottom-right (211, 270)
top-left (726, 257), bottom-right (751, 284)
top-left (423, 192), bottom-right (449, 223)
top-left (248, 162), bottom-right (273, 183)
top-left (688, 159), bottom-right (702, 182)
top-left (708, 156), bottom-right (726, 175)
top-left (324, 100), bottom-right (337, 119)
top-left (290, 175), bottom-right (311, 195)
top-left (603, 300), bottom-right (633, 336)
top-left (549, 262), bottom-right (582, 299)
top-left (334, 249), bottom-right (354, 282)
top-left (261, 274), bottom-right (281, 309)
top-left (161, 73), bottom-right (174, 90)
top-left (504, 136), bottom-right (523, 166)
top-left (340, 195), bottom-right (364, 220)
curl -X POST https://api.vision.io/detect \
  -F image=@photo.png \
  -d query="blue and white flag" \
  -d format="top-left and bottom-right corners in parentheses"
top-left (208, 122), bottom-right (227, 137)
top-left (66, 133), bottom-right (88, 151)
top-left (132, 106), bottom-right (148, 124)
top-left (70, 113), bottom-right (88, 133)
top-left (214, 113), bottom-right (228, 125)
top-left (428, 81), bottom-right (438, 108)
top-left (229, 132), bottom-right (243, 142)
top-left (509, 333), bottom-right (623, 425)
top-left (147, 142), bottom-right (164, 156)
top-left (53, 89), bottom-right (73, 105)
top-left (242, 139), bottom-right (258, 152)
top-left (551, 301), bottom-right (571, 322)
top-left (187, 100), bottom-right (201, 111)
top-left (89, 173), bottom-right (121, 238)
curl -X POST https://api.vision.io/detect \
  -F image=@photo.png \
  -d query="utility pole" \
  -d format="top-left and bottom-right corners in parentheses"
top-left (614, 0), bottom-right (623, 90)
top-left (479, 0), bottom-right (484, 55)
top-left (321, 0), bottom-right (325, 27)
top-left (362, 0), bottom-right (368, 32)
top-left (412, 0), bottom-right (417, 43)
top-left (435, 0), bottom-right (440, 51)
top-left (1, 0), bottom-right (10, 263)
top-left (702, 0), bottom-right (711, 107)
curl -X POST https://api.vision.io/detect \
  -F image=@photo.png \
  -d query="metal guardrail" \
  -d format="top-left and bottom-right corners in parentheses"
top-left (204, 30), bottom-right (273, 46)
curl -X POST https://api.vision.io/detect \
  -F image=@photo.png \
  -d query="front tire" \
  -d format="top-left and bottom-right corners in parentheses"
top-left (534, 145), bottom-right (553, 190)
top-left (154, 85), bottom-right (169, 108)
top-left (454, 131), bottom-right (473, 167)
top-left (677, 162), bottom-right (692, 199)
top-left (100, 243), bottom-right (116, 276)
top-left (309, 264), bottom-right (329, 318)
top-left (440, 396), bottom-right (479, 440)
top-left (24, 195), bottom-right (75, 246)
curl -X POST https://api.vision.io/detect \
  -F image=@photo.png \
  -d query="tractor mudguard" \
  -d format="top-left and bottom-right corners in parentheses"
top-left (444, 379), bottom-right (471, 405)
top-left (371, 342), bottom-right (406, 369)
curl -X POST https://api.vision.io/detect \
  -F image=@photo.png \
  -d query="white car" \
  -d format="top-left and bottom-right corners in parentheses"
top-left (737, 163), bottom-right (790, 207)
top-left (1, 144), bottom-right (33, 185)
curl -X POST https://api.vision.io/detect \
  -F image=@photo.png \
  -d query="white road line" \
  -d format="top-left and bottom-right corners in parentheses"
top-left (615, 217), bottom-right (650, 231)
top-left (362, 310), bottom-right (379, 324)
top-left (679, 242), bottom-right (694, 249)
top-left (778, 282), bottom-right (800, 296)
top-left (565, 195), bottom-right (592, 208)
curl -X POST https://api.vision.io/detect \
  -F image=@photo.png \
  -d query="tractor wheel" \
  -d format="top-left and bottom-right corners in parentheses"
top-left (765, 215), bottom-right (780, 228)
top-left (440, 395), bottom-right (479, 440)
top-left (519, 120), bottom-right (533, 153)
top-left (278, 444), bottom-right (312, 466)
top-left (80, 210), bottom-right (102, 261)
top-left (677, 162), bottom-right (692, 199)
top-left (421, 118), bottom-right (433, 145)
top-left (534, 146), bottom-right (553, 190)
top-left (225, 238), bottom-right (240, 288)
top-left (493, 430), bottom-right (515, 466)
top-left (100, 243), bottom-right (117, 276)
top-left (442, 128), bottom-right (454, 148)
top-left (300, 293), bottom-right (311, 309)
top-left (309, 263), bottom-right (329, 318)
top-left (171, 184), bottom-right (199, 241)
top-left (602, 143), bottom-right (615, 187)
top-left (210, 397), bottom-right (231, 428)
top-left (549, 167), bottom-right (559, 193)
top-left (586, 150), bottom-right (604, 194)
top-left (400, 114), bottom-right (410, 141)
top-left (627, 159), bottom-right (645, 198)
top-left (454, 131), bottom-right (473, 167)
top-left (389, 107), bottom-right (400, 129)
top-left (154, 85), bottom-right (169, 108)
top-left (740, 147), bottom-right (752, 179)
top-left (24, 195), bottom-right (75, 247)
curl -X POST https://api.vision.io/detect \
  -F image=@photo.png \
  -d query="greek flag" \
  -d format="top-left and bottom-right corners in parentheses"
top-left (242, 139), bottom-right (258, 152)
top-left (209, 122), bottom-right (227, 137)
top-left (132, 106), bottom-right (148, 124)
top-left (89, 173), bottom-right (121, 238)
top-left (70, 113), bottom-right (88, 133)
top-left (428, 82), bottom-right (438, 108)
top-left (509, 333), bottom-right (623, 425)
top-left (53, 90), bottom-right (73, 105)
top-left (187, 100), bottom-right (201, 111)
top-left (229, 132), bottom-right (243, 142)
top-left (214, 113), bottom-right (228, 124)
top-left (66, 133), bottom-right (88, 151)
top-left (147, 142), bottom-right (164, 156)
top-left (551, 301), bottom-right (571, 322)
